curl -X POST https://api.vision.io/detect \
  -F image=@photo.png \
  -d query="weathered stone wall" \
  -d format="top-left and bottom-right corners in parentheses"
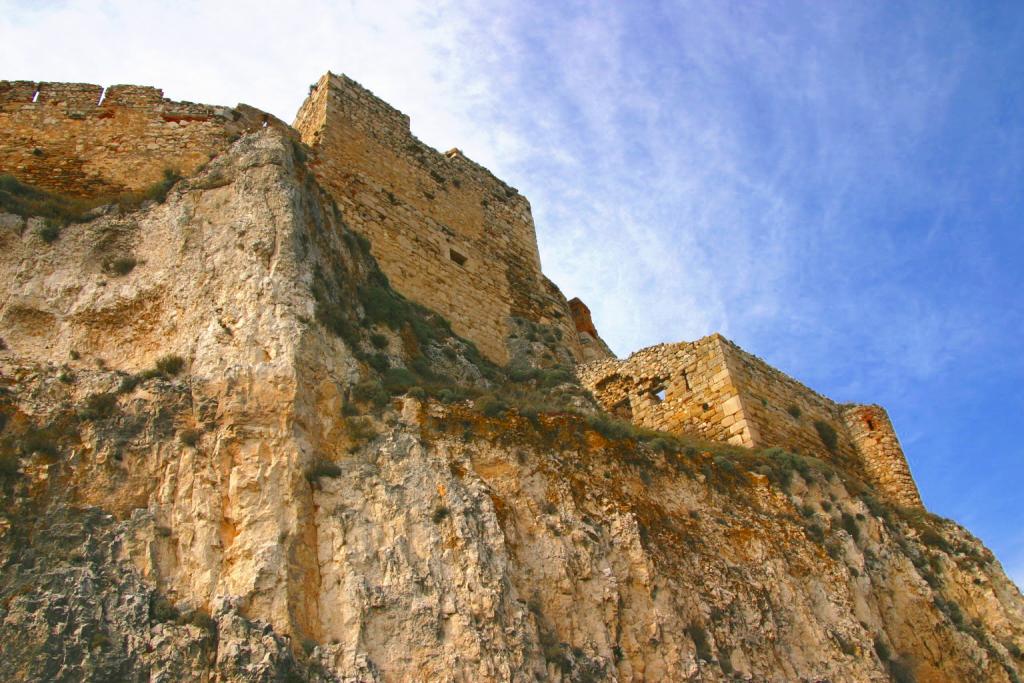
top-left (842, 404), bottom-right (923, 508)
top-left (578, 334), bottom-right (757, 446)
top-left (579, 334), bottom-right (923, 507)
top-left (718, 338), bottom-right (861, 463)
top-left (294, 73), bottom-right (581, 364)
top-left (0, 80), bottom-right (283, 198)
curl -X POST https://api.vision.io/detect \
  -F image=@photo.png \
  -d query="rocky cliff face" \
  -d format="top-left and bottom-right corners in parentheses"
top-left (1, 130), bottom-right (1022, 682)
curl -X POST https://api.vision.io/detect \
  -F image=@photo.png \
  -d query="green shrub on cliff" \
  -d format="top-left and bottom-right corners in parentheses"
top-left (0, 170), bottom-right (181, 225)
top-left (813, 420), bottom-right (839, 452)
top-left (305, 458), bottom-right (342, 482)
top-left (0, 452), bottom-right (19, 479)
top-left (79, 393), bottom-right (118, 421)
top-left (102, 256), bottom-right (138, 276)
top-left (155, 355), bottom-right (185, 376)
top-left (0, 174), bottom-right (89, 223)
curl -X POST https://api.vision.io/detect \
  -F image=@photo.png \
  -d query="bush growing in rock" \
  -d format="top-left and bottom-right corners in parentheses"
top-left (39, 221), bottom-right (62, 243)
top-left (345, 416), bottom-right (377, 443)
top-left (102, 256), bottom-right (138, 276)
top-left (382, 368), bottom-right (417, 395)
top-left (0, 174), bottom-right (90, 223)
top-left (155, 355), bottom-right (186, 376)
top-left (352, 380), bottom-right (388, 408)
top-left (0, 452), bottom-right (19, 479)
top-left (80, 392), bottom-right (118, 421)
top-left (586, 413), bottom-right (642, 441)
top-left (22, 430), bottom-right (59, 457)
top-left (814, 420), bottom-right (838, 452)
top-left (151, 595), bottom-right (180, 622)
top-left (179, 429), bottom-right (202, 447)
top-left (305, 458), bottom-right (342, 482)
top-left (476, 394), bottom-right (508, 417)
top-left (841, 512), bottom-right (861, 542)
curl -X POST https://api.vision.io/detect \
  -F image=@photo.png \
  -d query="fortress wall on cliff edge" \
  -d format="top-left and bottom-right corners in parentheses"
top-left (0, 80), bottom-right (285, 198)
top-left (717, 337), bottom-right (862, 463)
top-left (0, 74), bottom-right (583, 366)
top-left (578, 335), bottom-right (756, 446)
top-left (579, 334), bottom-right (923, 507)
top-left (294, 73), bottom-right (582, 365)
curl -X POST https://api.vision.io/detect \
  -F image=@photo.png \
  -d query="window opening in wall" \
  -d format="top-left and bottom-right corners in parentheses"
top-left (449, 248), bottom-right (468, 267)
top-left (97, 86), bottom-right (107, 106)
top-left (31, 89), bottom-right (40, 103)
top-left (612, 398), bottom-right (633, 420)
top-left (866, 418), bottom-right (875, 431)
top-left (650, 386), bottom-right (666, 403)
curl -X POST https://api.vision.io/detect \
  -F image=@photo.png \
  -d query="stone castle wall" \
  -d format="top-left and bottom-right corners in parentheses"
top-left (719, 338), bottom-right (861, 464)
top-left (293, 73), bottom-right (582, 364)
top-left (0, 80), bottom-right (284, 198)
top-left (578, 335), bottom-right (757, 447)
top-left (579, 334), bottom-right (923, 507)
top-left (842, 404), bottom-right (923, 508)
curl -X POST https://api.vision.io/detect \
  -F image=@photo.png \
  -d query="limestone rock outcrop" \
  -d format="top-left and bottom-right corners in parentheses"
top-left (568, 297), bottom-right (615, 363)
top-left (0, 91), bottom-right (1021, 682)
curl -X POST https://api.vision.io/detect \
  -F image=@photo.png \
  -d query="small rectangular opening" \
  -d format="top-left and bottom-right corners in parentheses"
top-left (647, 377), bottom-right (668, 404)
top-left (449, 248), bottom-right (467, 267)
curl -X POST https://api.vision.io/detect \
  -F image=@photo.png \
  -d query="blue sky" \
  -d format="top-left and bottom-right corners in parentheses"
top-left (3, 1), bottom-right (1022, 587)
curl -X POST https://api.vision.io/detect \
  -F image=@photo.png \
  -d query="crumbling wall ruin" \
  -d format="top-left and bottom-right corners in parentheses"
top-left (579, 334), bottom-right (923, 507)
top-left (842, 404), bottom-right (923, 508)
top-left (578, 335), bottom-right (757, 446)
top-left (0, 80), bottom-right (284, 198)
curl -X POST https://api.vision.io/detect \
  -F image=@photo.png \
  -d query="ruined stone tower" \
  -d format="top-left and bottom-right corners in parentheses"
top-left (293, 73), bottom-right (584, 364)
